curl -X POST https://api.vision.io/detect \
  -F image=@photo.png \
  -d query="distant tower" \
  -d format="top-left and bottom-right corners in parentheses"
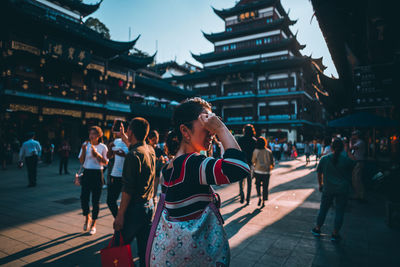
top-left (173, 0), bottom-right (326, 142)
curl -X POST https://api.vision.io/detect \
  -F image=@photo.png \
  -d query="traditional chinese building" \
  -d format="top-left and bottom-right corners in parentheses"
top-left (0, 0), bottom-right (193, 152)
top-left (310, 0), bottom-right (398, 119)
top-left (148, 61), bottom-right (201, 79)
top-left (170, 0), bottom-right (325, 142)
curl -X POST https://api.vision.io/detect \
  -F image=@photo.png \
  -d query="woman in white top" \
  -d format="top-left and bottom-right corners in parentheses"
top-left (78, 126), bottom-right (108, 235)
top-left (252, 137), bottom-right (274, 208)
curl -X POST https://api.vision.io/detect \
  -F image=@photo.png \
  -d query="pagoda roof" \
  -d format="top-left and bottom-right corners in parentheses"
top-left (172, 56), bottom-right (311, 82)
top-left (7, 0), bottom-right (138, 57)
top-left (212, 0), bottom-right (287, 20)
top-left (46, 0), bottom-right (102, 17)
top-left (136, 76), bottom-right (194, 100)
top-left (192, 37), bottom-right (305, 64)
top-left (203, 17), bottom-right (296, 43)
top-left (110, 52), bottom-right (156, 69)
top-left (148, 61), bottom-right (193, 76)
top-left (312, 66), bottom-right (350, 113)
top-left (308, 56), bottom-right (327, 71)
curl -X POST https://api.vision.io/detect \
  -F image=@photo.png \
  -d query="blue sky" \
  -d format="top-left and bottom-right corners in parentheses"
top-left (87, 0), bottom-right (337, 77)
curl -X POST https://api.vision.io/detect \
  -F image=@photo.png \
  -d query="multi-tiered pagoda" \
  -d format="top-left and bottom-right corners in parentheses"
top-left (172, 0), bottom-right (325, 142)
top-left (0, 0), bottom-right (193, 152)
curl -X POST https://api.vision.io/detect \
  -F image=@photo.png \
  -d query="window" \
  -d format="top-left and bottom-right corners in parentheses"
top-left (266, 18), bottom-right (273, 23)
top-left (230, 44), bottom-right (237, 50)
top-left (239, 10), bottom-right (257, 22)
top-left (226, 27), bottom-right (232, 32)
top-left (256, 39), bottom-right (262, 45)
top-left (222, 45), bottom-right (229, 51)
top-left (264, 37), bottom-right (271, 43)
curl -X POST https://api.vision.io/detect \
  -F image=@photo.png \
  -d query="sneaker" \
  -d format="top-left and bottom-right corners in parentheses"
top-left (331, 233), bottom-right (341, 242)
top-left (311, 228), bottom-right (321, 237)
top-left (89, 227), bottom-right (96, 235)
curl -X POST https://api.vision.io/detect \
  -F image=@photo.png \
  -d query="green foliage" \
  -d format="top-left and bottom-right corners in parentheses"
top-left (84, 17), bottom-right (111, 39)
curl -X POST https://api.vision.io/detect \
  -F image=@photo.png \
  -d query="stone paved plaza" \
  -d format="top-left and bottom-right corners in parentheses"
top-left (0, 157), bottom-right (399, 266)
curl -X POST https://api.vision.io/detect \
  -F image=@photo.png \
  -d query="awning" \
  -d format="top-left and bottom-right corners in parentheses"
top-left (328, 112), bottom-right (399, 128)
top-left (144, 96), bottom-right (160, 102)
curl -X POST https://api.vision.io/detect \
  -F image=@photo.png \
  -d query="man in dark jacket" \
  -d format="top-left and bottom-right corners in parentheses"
top-left (114, 117), bottom-right (156, 267)
top-left (238, 124), bottom-right (257, 205)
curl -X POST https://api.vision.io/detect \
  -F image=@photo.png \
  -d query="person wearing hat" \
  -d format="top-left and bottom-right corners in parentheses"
top-left (19, 132), bottom-right (42, 187)
top-left (349, 130), bottom-right (366, 201)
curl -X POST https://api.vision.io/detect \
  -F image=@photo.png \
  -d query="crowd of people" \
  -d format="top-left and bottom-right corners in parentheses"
top-left (2, 96), bottom-right (377, 265)
top-left (69, 97), bottom-right (252, 266)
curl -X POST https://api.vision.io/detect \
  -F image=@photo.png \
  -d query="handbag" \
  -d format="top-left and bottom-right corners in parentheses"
top-left (145, 161), bottom-right (230, 267)
top-left (101, 231), bottom-right (134, 267)
top-left (74, 165), bottom-right (84, 186)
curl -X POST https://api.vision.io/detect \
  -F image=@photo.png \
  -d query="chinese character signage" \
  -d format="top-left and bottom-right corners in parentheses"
top-left (353, 64), bottom-right (393, 109)
top-left (44, 39), bottom-right (91, 66)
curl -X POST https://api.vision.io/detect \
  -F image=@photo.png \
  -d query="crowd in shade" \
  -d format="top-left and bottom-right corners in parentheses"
top-left (5, 97), bottom-right (379, 266)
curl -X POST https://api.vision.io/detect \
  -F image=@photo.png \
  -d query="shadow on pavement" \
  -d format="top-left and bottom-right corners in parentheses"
top-left (0, 232), bottom-right (111, 266)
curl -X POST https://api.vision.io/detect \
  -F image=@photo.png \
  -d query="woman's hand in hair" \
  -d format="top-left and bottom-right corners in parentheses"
top-left (198, 113), bottom-right (224, 135)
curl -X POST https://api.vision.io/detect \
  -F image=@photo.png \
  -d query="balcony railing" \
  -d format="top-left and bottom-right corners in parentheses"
top-left (266, 114), bottom-right (297, 120)
top-left (226, 90), bottom-right (253, 96)
top-left (226, 116), bottom-right (253, 122)
top-left (131, 103), bottom-right (173, 118)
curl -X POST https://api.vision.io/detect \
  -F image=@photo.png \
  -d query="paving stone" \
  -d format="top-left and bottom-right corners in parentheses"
top-left (1, 157), bottom-right (399, 266)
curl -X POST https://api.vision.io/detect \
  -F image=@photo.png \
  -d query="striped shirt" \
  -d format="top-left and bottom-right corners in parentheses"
top-left (161, 148), bottom-right (250, 221)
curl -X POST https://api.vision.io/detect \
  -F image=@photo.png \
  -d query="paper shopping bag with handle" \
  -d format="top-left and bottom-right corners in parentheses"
top-left (101, 231), bottom-right (134, 267)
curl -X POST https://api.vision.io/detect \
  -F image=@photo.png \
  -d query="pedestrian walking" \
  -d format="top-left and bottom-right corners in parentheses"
top-left (291, 145), bottom-right (298, 159)
top-left (147, 130), bottom-right (165, 207)
top-left (252, 136), bottom-right (274, 208)
top-left (106, 130), bottom-right (129, 218)
top-left (349, 130), bottom-right (366, 201)
top-left (322, 137), bottom-right (332, 156)
top-left (113, 117), bottom-right (155, 267)
top-left (146, 98), bottom-right (250, 267)
top-left (272, 140), bottom-right (281, 163)
top-left (283, 142), bottom-right (289, 160)
top-left (58, 139), bottom-right (71, 175)
top-left (78, 126), bottom-right (108, 235)
top-left (304, 141), bottom-right (312, 165)
top-left (238, 124), bottom-right (257, 205)
top-left (311, 138), bottom-right (355, 242)
top-left (18, 132), bottom-right (41, 187)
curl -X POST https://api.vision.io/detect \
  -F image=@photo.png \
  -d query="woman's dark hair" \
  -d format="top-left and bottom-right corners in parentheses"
top-left (243, 124), bottom-right (256, 137)
top-left (165, 97), bottom-right (212, 156)
top-left (331, 138), bottom-right (344, 166)
top-left (323, 136), bottom-right (332, 147)
top-left (255, 136), bottom-right (267, 149)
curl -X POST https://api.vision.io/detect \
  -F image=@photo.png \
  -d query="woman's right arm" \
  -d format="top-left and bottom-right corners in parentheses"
top-left (79, 143), bottom-right (87, 164)
top-left (252, 150), bottom-right (257, 166)
top-left (199, 113), bottom-right (240, 151)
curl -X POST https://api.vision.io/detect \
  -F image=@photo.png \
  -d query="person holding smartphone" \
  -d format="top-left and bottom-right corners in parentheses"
top-left (78, 126), bottom-right (108, 235)
top-left (106, 119), bottom-right (129, 218)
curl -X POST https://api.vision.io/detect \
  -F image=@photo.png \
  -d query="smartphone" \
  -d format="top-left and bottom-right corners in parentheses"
top-left (113, 119), bottom-right (124, 132)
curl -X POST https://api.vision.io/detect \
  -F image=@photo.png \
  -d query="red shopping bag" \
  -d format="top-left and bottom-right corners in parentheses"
top-left (100, 232), bottom-right (134, 267)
